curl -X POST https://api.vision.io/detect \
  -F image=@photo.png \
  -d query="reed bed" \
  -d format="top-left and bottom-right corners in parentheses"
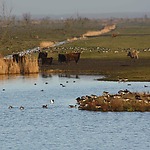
top-left (0, 55), bottom-right (39, 75)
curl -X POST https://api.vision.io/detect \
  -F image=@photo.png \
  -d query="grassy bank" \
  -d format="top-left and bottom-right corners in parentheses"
top-left (0, 18), bottom-right (150, 80)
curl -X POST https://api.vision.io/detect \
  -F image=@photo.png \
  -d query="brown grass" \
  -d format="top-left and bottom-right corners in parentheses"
top-left (0, 55), bottom-right (39, 75)
top-left (40, 41), bottom-right (55, 49)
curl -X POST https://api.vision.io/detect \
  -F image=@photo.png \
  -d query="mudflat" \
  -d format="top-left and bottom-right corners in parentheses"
top-left (40, 58), bottom-right (150, 81)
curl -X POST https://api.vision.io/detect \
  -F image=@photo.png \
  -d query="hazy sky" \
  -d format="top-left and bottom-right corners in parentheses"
top-left (4, 0), bottom-right (150, 16)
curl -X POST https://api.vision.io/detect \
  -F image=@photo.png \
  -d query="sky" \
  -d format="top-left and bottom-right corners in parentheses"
top-left (3, 0), bottom-right (150, 17)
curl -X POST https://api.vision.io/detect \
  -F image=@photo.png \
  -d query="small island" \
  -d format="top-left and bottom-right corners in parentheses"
top-left (76, 90), bottom-right (150, 112)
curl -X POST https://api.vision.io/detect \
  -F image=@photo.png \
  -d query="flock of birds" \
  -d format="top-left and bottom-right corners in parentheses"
top-left (1, 77), bottom-right (78, 110)
top-left (6, 99), bottom-right (55, 110)
top-left (50, 46), bottom-right (150, 54)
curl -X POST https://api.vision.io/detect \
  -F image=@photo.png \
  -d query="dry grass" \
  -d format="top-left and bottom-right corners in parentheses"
top-left (0, 54), bottom-right (39, 75)
top-left (40, 41), bottom-right (55, 49)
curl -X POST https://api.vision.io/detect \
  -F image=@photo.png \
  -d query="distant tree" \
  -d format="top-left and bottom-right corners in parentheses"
top-left (22, 13), bottom-right (31, 25)
top-left (143, 14), bottom-right (148, 22)
top-left (0, 0), bottom-right (13, 26)
top-left (0, 0), bottom-right (14, 48)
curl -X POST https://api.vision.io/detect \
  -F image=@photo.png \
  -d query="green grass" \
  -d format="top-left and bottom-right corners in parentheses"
top-left (0, 18), bottom-right (150, 80)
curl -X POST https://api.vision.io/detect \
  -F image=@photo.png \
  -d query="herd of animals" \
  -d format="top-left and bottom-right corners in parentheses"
top-left (37, 47), bottom-right (139, 65)
top-left (12, 48), bottom-right (139, 66)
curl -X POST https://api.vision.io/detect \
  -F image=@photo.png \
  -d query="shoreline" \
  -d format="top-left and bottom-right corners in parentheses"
top-left (39, 58), bottom-right (150, 82)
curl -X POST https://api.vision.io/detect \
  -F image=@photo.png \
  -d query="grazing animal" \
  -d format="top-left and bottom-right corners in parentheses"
top-left (58, 52), bottom-right (80, 63)
top-left (58, 54), bottom-right (66, 63)
top-left (41, 57), bottom-right (53, 65)
top-left (127, 50), bottom-right (139, 59)
top-left (38, 52), bottom-right (53, 65)
top-left (38, 52), bottom-right (48, 59)
top-left (112, 33), bottom-right (118, 37)
top-left (13, 54), bottom-right (26, 63)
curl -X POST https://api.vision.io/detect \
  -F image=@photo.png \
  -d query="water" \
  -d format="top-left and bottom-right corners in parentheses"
top-left (0, 74), bottom-right (150, 150)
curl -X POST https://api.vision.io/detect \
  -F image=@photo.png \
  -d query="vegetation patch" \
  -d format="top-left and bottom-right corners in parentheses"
top-left (76, 90), bottom-right (150, 112)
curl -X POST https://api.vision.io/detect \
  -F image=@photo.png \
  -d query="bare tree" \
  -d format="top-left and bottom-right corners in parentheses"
top-left (0, 0), bottom-right (13, 26)
top-left (22, 13), bottom-right (31, 25)
top-left (0, 0), bottom-right (14, 55)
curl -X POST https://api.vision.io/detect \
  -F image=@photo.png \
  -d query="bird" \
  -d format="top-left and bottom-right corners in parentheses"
top-left (69, 105), bottom-right (77, 108)
top-left (50, 99), bottom-right (54, 104)
top-left (20, 106), bottom-right (24, 110)
top-left (8, 105), bottom-right (13, 109)
top-left (42, 104), bottom-right (48, 108)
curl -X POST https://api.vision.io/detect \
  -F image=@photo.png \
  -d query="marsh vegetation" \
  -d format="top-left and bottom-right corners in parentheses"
top-left (0, 14), bottom-right (150, 80)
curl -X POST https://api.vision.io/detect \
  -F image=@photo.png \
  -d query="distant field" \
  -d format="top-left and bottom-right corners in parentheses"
top-left (0, 18), bottom-right (150, 80)
top-left (1, 18), bottom-right (150, 56)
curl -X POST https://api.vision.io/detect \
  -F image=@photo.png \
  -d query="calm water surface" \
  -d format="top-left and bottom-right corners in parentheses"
top-left (0, 74), bottom-right (150, 150)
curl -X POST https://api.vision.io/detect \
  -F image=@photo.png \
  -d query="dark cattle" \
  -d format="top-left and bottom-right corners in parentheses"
top-left (41, 57), bottom-right (53, 65)
top-left (13, 54), bottom-right (19, 63)
top-left (58, 54), bottom-right (66, 63)
top-left (38, 52), bottom-right (48, 59)
top-left (58, 52), bottom-right (80, 63)
top-left (13, 54), bottom-right (26, 63)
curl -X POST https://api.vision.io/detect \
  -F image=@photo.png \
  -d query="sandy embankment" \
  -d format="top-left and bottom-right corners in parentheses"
top-left (82, 24), bottom-right (116, 37)
top-left (39, 24), bottom-right (116, 49)
top-left (66, 24), bottom-right (116, 43)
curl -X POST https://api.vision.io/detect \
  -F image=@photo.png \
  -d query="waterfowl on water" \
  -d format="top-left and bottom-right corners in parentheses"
top-left (8, 105), bottom-right (13, 109)
top-left (60, 83), bottom-right (65, 87)
top-left (69, 105), bottom-right (77, 108)
top-left (42, 104), bottom-right (48, 108)
top-left (20, 106), bottom-right (24, 110)
top-left (50, 99), bottom-right (54, 104)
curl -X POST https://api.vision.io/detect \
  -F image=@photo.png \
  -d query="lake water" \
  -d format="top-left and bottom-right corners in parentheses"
top-left (0, 74), bottom-right (150, 150)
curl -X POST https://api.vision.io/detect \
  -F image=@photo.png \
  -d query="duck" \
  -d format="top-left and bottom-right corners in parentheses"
top-left (20, 106), bottom-right (24, 110)
top-left (69, 105), bottom-right (77, 108)
top-left (42, 104), bottom-right (48, 108)
top-left (8, 105), bottom-right (13, 109)
top-left (50, 99), bottom-right (54, 104)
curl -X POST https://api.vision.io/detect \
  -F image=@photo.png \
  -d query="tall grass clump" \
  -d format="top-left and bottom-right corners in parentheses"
top-left (0, 54), bottom-right (39, 75)
top-left (21, 57), bottom-right (39, 74)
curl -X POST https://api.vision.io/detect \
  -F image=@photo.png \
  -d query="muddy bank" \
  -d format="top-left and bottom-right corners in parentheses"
top-left (39, 58), bottom-right (150, 81)
top-left (0, 56), bottom-right (39, 75)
